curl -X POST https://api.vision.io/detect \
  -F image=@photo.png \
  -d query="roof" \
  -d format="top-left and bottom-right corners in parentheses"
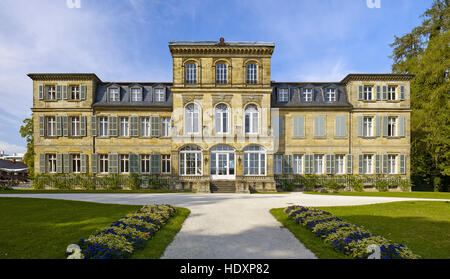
top-left (271, 82), bottom-right (352, 108)
top-left (341, 74), bottom-right (415, 84)
top-left (27, 73), bottom-right (101, 82)
top-left (169, 41), bottom-right (275, 47)
top-left (0, 159), bottom-right (28, 172)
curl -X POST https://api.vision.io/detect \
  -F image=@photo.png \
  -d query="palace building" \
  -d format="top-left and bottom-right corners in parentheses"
top-left (29, 39), bottom-right (413, 193)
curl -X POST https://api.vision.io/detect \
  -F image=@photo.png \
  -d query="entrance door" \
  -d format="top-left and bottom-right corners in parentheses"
top-left (210, 146), bottom-right (235, 180)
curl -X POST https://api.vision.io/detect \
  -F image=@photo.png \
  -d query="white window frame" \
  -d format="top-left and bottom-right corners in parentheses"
top-left (387, 154), bottom-right (397, 174)
top-left (278, 88), bottom-right (289, 102)
top-left (387, 86), bottom-right (396, 101)
top-left (314, 154), bottom-right (324, 174)
top-left (140, 117), bottom-right (150, 137)
top-left (388, 117), bottom-right (398, 137)
top-left (47, 154), bottom-right (57, 173)
top-left (186, 63), bottom-right (197, 84)
top-left (70, 85), bottom-right (80, 100)
top-left (215, 104), bottom-right (229, 134)
top-left (293, 155), bottom-right (303, 174)
top-left (131, 88), bottom-right (142, 102)
top-left (120, 117), bottom-right (129, 137)
top-left (302, 88), bottom-right (312, 102)
top-left (363, 154), bottom-right (373, 174)
top-left (109, 88), bottom-right (120, 102)
top-left (120, 154), bottom-right (129, 174)
top-left (185, 103), bottom-right (200, 135)
top-left (274, 154), bottom-right (282, 175)
top-left (161, 154), bottom-right (171, 174)
top-left (364, 86), bottom-right (373, 100)
top-left (243, 146), bottom-right (266, 176)
top-left (154, 88), bottom-right (165, 102)
top-left (244, 105), bottom-right (259, 135)
top-left (46, 86), bottom-right (56, 100)
top-left (72, 154), bottom-right (81, 173)
top-left (99, 154), bottom-right (108, 174)
top-left (98, 117), bottom-right (108, 137)
top-left (161, 117), bottom-right (171, 137)
top-left (246, 64), bottom-right (257, 84)
top-left (335, 155), bottom-right (345, 174)
top-left (47, 116), bottom-right (56, 137)
top-left (216, 64), bottom-right (227, 84)
top-left (71, 116), bottom-right (80, 137)
top-left (325, 88), bottom-right (336, 102)
top-left (363, 117), bottom-right (373, 137)
top-left (140, 154), bottom-right (151, 174)
top-left (179, 146), bottom-right (203, 176)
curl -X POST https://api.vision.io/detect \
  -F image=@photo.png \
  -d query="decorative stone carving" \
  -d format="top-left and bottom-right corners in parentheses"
top-left (242, 94), bottom-right (263, 106)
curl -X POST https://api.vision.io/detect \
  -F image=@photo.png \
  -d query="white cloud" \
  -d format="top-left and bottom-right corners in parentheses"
top-left (0, 140), bottom-right (27, 154)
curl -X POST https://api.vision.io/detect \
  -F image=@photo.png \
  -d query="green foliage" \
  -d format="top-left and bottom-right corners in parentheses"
top-left (303, 174), bottom-right (319, 191)
top-left (348, 175), bottom-right (364, 192)
top-left (19, 117), bottom-right (34, 178)
top-left (374, 176), bottom-right (389, 192)
top-left (129, 174), bottom-right (141, 190)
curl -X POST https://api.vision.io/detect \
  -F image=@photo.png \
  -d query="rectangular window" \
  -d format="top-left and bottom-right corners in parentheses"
top-left (46, 86), bottom-right (56, 100)
top-left (278, 88), bottom-right (289, 102)
top-left (293, 155), bottom-right (303, 174)
top-left (314, 155), bottom-right (324, 174)
top-left (109, 88), bottom-right (120, 102)
top-left (72, 154), bottom-right (81, 173)
top-left (154, 88), bottom-right (165, 102)
top-left (47, 116), bottom-right (56, 137)
top-left (161, 154), bottom-right (171, 174)
top-left (363, 155), bottom-right (373, 174)
top-left (216, 64), bottom-right (227, 84)
top-left (364, 86), bottom-right (373, 100)
top-left (99, 154), bottom-right (108, 173)
top-left (120, 117), bottom-right (129, 137)
top-left (335, 155), bottom-right (345, 174)
top-left (162, 117), bottom-right (171, 137)
top-left (388, 155), bottom-right (397, 174)
top-left (140, 117), bottom-right (150, 137)
top-left (98, 117), bottom-right (108, 137)
top-left (325, 88), bottom-right (336, 102)
top-left (141, 155), bottom-right (151, 174)
top-left (274, 154), bottom-right (282, 175)
top-left (363, 117), bottom-right (373, 137)
top-left (388, 117), bottom-right (397, 137)
top-left (131, 88), bottom-right (142, 102)
top-left (47, 154), bottom-right (57, 173)
top-left (71, 116), bottom-right (80, 136)
top-left (70, 86), bottom-right (80, 100)
top-left (388, 86), bottom-right (396, 100)
top-left (120, 154), bottom-right (129, 173)
top-left (302, 88), bottom-right (312, 102)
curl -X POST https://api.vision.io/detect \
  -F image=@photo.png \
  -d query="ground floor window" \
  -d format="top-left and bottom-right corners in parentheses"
top-left (243, 145), bottom-right (266, 176)
top-left (140, 155), bottom-right (150, 173)
top-left (72, 154), bottom-right (81, 173)
top-left (99, 154), bottom-right (108, 173)
top-left (120, 154), bottom-right (129, 173)
top-left (274, 154), bottom-right (282, 175)
top-left (293, 155), bottom-right (303, 174)
top-left (47, 154), bottom-right (56, 173)
top-left (179, 145), bottom-right (202, 176)
top-left (314, 155), bottom-right (324, 174)
top-left (363, 154), bottom-right (373, 174)
top-left (335, 155), bottom-right (345, 174)
top-left (161, 154), bottom-right (171, 174)
top-left (387, 154), bottom-right (397, 174)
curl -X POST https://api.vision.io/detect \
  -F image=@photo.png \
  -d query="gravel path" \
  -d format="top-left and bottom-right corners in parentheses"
top-left (1, 192), bottom-right (447, 259)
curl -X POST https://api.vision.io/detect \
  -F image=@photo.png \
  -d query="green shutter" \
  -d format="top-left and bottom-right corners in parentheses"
top-left (63, 154), bottom-right (70, 173)
top-left (151, 154), bottom-right (160, 174)
top-left (38, 84), bottom-right (44, 100)
top-left (63, 115), bottom-right (68, 137)
top-left (375, 154), bottom-right (381, 174)
top-left (346, 154), bottom-right (353, 174)
top-left (400, 86), bottom-right (405, 100)
top-left (335, 116), bottom-right (346, 137)
top-left (62, 85), bottom-right (68, 100)
top-left (293, 116), bottom-right (304, 137)
top-left (130, 153), bottom-right (139, 174)
top-left (130, 115), bottom-right (138, 137)
top-left (383, 154), bottom-right (388, 174)
top-left (399, 116), bottom-right (406, 137)
top-left (358, 85), bottom-right (363, 100)
top-left (80, 84), bottom-right (87, 100)
top-left (399, 154), bottom-right (406, 174)
top-left (326, 154), bottom-right (331, 174)
top-left (91, 154), bottom-right (98, 174)
top-left (271, 115), bottom-right (279, 138)
top-left (81, 154), bottom-right (87, 173)
top-left (314, 116), bottom-right (325, 137)
top-left (375, 116), bottom-right (381, 137)
top-left (151, 116), bottom-right (160, 137)
top-left (56, 154), bottom-right (63, 174)
top-left (383, 116), bottom-right (388, 137)
top-left (357, 116), bottom-right (363, 137)
top-left (304, 154), bottom-right (310, 174)
top-left (109, 116), bottom-right (117, 137)
top-left (56, 85), bottom-right (62, 100)
top-left (56, 116), bottom-right (62, 137)
top-left (358, 154), bottom-right (364, 174)
top-left (382, 86), bottom-right (387, 100)
top-left (91, 116), bottom-right (97, 137)
top-left (39, 116), bottom-right (45, 137)
top-left (80, 116), bottom-right (86, 137)
top-left (39, 153), bottom-right (46, 173)
top-left (108, 153), bottom-right (118, 174)
top-left (376, 86), bottom-right (381, 101)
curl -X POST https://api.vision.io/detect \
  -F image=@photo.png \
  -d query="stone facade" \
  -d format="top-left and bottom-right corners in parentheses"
top-left (29, 39), bottom-right (413, 193)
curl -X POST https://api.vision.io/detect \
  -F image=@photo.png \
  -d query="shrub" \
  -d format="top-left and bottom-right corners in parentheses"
top-left (374, 176), bottom-right (389, 192)
top-left (398, 178), bottom-right (411, 192)
top-left (348, 175), bottom-right (364, 192)
top-left (128, 174), bottom-right (141, 190)
top-left (303, 175), bottom-right (319, 191)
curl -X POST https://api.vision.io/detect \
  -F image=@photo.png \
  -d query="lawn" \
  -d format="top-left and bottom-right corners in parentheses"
top-left (303, 191), bottom-right (450, 199)
top-left (272, 201), bottom-right (450, 259)
top-left (1, 189), bottom-right (194, 194)
top-left (0, 197), bottom-right (189, 259)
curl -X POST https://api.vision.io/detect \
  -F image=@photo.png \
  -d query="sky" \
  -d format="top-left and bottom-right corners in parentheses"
top-left (0, 0), bottom-right (433, 154)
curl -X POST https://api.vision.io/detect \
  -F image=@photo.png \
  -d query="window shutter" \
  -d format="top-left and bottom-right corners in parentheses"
top-left (293, 116), bottom-right (304, 137)
top-left (330, 154), bottom-right (335, 174)
top-left (40, 153), bottom-right (46, 173)
top-left (151, 116), bottom-right (160, 137)
top-left (375, 116), bottom-right (381, 137)
top-left (108, 153), bottom-right (118, 174)
top-left (279, 116), bottom-right (283, 137)
top-left (314, 116), bottom-right (325, 137)
top-left (399, 154), bottom-right (406, 174)
top-left (130, 153), bottom-right (139, 174)
top-left (80, 84), bottom-right (87, 100)
top-left (63, 115), bottom-right (68, 137)
top-left (358, 154), bottom-right (364, 174)
top-left (80, 116), bottom-right (86, 137)
top-left (63, 154), bottom-right (70, 173)
top-left (56, 85), bottom-right (62, 100)
top-left (304, 154), bottom-right (310, 174)
top-left (62, 85), bottom-right (68, 100)
top-left (376, 86), bottom-right (381, 101)
top-left (382, 116), bottom-right (388, 137)
top-left (357, 116), bottom-right (363, 137)
top-left (375, 154), bottom-right (381, 174)
top-left (91, 154), bottom-right (98, 174)
top-left (400, 86), bottom-right (405, 100)
top-left (151, 154), bottom-right (160, 174)
top-left (335, 116), bottom-right (346, 137)
top-left (346, 154), bottom-right (353, 174)
top-left (383, 154), bottom-right (388, 174)
top-left (272, 115), bottom-right (279, 138)
top-left (382, 86), bottom-right (387, 100)
top-left (38, 84), bottom-right (44, 100)
top-left (81, 154), bottom-right (87, 174)
top-left (109, 116), bottom-right (117, 137)
top-left (39, 116), bottom-right (45, 137)
top-left (91, 116), bottom-right (97, 137)
top-left (129, 115), bottom-right (138, 137)
top-left (56, 154), bottom-right (63, 173)
top-left (56, 116), bottom-right (62, 137)
top-left (358, 85), bottom-right (363, 100)
top-left (399, 116), bottom-right (406, 137)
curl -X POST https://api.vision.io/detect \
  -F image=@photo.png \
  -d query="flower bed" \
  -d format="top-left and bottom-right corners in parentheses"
top-left (76, 204), bottom-right (176, 259)
top-left (285, 205), bottom-right (419, 259)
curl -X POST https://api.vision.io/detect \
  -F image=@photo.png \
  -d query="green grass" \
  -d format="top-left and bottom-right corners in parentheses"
top-left (304, 191), bottom-right (450, 200)
top-left (0, 197), bottom-right (189, 259)
top-left (272, 201), bottom-right (450, 259)
top-left (1, 189), bottom-right (194, 194)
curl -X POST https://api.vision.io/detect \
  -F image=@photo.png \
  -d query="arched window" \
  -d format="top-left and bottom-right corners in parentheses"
top-left (243, 145), bottom-right (266, 176)
top-left (186, 63), bottom-right (197, 84)
top-left (246, 64), bottom-right (257, 84)
top-left (216, 64), bottom-right (227, 84)
top-left (179, 145), bottom-right (202, 176)
top-left (185, 103), bottom-right (200, 134)
top-left (244, 104), bottom-right (258, 134)
top-left (215, 104), bottom-right (229, 134)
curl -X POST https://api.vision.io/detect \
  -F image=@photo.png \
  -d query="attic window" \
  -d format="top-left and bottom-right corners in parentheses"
top-left (154, 88), bottom-right (165, 102)
top-left (131, 88), bottom-right (142, 102)
top-left (109, 88), bottom-right (120, 102)
top-left (325, 88), bottom-right (336, 102)
top-left (302, 88), bottom-right (312, 102)
top-left (278, 88), bottom-right (289, 102)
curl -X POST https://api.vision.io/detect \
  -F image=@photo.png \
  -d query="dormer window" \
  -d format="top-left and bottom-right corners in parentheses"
top-left (131, 88), bottom-right (142, 102)
top-left (302, 88), bottom-right (312, 102)
top-left (186, 63), bottom-right (197, 84)
top-left (154, 88), bottom-right (165, 102)
top-left (109, 88), bottom-right (120, 102)
top-left (216, 64), bottom-right (227, 84)
top-left (325, 88), bottom-right (336, 102)
top-left (278, 88), bottom-right (289, 102)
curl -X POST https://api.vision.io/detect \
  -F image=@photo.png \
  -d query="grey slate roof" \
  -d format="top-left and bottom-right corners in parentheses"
top-left (93, 82), bottom-right (173, 107)
top-left (271, 82), bottom-right (352, 108)
top-left (0, 159), bottom-right (28, 171)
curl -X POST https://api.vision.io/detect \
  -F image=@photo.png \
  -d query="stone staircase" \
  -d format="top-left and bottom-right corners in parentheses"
top-left (210, 180), bottom-right (236, 193)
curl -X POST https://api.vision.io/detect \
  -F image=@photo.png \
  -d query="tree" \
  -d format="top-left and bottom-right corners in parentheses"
top-left (390, 0), bottom-right (449, 191)
top-left (19, 117), bottom-right (34, 178)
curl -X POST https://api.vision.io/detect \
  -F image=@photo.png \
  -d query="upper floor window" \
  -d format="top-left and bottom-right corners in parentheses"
top-left (387, 117), bottom-right (397, 137)
top-left (244, 105), bottom-right (258, 134)
top-left (70, 85), bottom-right (80, 100)
top-left (71, 116), bottom-right (80, 136)
top-left (98, 117), bottom-right (108, 137)
top-left (215, 104), bottom-right (229, 134)
top-left (47, 86), bottom-right (56, 100)
top-left (278, 88), bottom-right (289, 102)
top-left (216, 64), bottom-right (227, 84)
top-left (141, 117), bottom-right (150, 137)
top-left (302, 88), bottom-right (312, 102)
top-left (185, 103), bottom-right (200, 134)
top-left (246, 64), bottom-right (257, 84)
top-left (363, 116), bottom-right (373, 137)
top-left (109, 88), bottom-right (120, 102)
top-left (47, 116), bottom-right (56, 137)
top-left (325, 88), bottom-right (336, 102)
top-left (186, 63), bottom-right (197, 84)
top-left (131, 88), bottom-right (142, 102)
top-left (162, 117), bottom-right (171, 137)
top-left (387, 86), bottom-right (396, 100)
top-left (364, 86), bottom-right (373, 100)
top-left (120, 117), bottom-right (129, 137)
top-left (154, 88), bottom-right (165, 102)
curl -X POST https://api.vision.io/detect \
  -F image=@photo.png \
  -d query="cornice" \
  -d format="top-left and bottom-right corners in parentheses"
top-left (341, 74), bottom-right (414, 84)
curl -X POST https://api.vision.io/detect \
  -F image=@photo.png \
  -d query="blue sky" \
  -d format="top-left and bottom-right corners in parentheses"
top-left (0, 0), bottom-right (432, 154)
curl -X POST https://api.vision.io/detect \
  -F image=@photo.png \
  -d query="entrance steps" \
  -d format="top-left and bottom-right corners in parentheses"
top-left (210, 180), bottom-right (236, 193)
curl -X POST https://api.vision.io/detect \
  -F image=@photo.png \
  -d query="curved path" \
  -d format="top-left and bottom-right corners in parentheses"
top-left (1, 193), bottom-right (447, 259)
